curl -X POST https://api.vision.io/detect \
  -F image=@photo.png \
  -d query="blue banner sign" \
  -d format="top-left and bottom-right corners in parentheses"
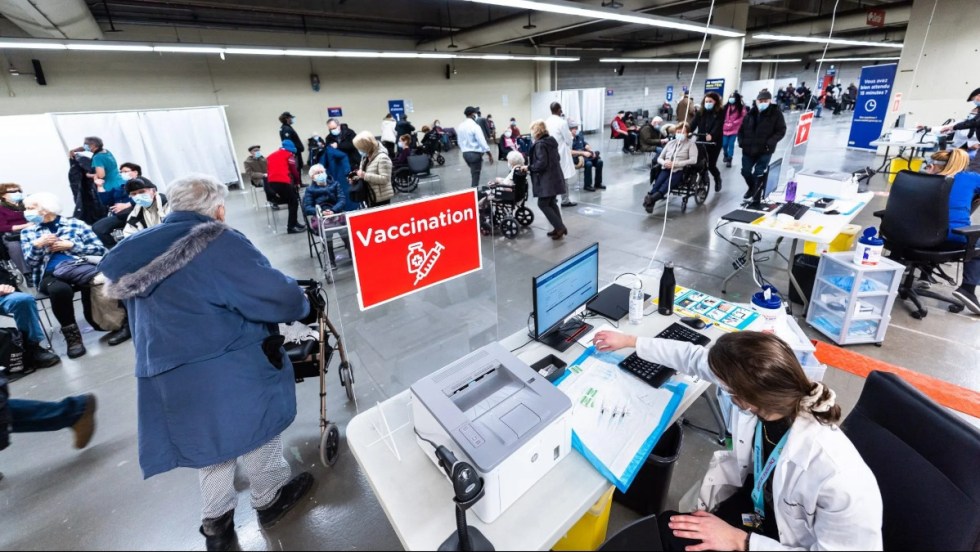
top-left (666, 85), bottom-right (674, 102)
top-left (704, 78), bottom-right (725, 98)
top-left (847, 64), bottom-right (897, 151)
top-left (388, 100), bottom-right (405, 119)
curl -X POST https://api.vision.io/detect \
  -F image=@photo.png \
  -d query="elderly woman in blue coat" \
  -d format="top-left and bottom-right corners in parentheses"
top-left (98, 174), bottom-right (313, 551)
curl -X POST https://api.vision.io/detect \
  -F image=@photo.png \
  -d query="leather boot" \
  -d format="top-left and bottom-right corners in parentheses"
top-left (256, 472), bottom-right (315, 528)
top-left (25, 341), bottom-right (60, 369)
top-left (200, 509), bottom-right (239, 552)
top-left (106, 325), bottom-right (131, 346)
top-left (71, 394), bottom-right (97, 449)
top-left (61, 324), bottom-right (86, 359)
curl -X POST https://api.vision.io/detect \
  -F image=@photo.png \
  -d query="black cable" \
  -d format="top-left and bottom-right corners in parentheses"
top-left (509, 337), bottom-right (535, 353)
top-left (582, 311), bottom-right (620, 328)
top-left (414, 427), bottom-right (439, 449)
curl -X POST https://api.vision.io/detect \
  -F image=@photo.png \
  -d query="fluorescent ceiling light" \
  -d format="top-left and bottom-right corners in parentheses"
top-left (600, 57), bottom-right (706, 63)
top-left (154, 45), bottom-right (225, 54)
top-left (461, 0), bottom-right (744, 38)
top-left (743, 58), bottom-right (801, 63)
top-left (225, 48), bottom-right (287, 56)
top-left (753, 33), bottom-right (903, 49)
top-left (816, 57), bottom-right (901, 62)
top-left (0, 41), bottom-right (66, 50)
top-left (66, 44), bottom-right (153, 52)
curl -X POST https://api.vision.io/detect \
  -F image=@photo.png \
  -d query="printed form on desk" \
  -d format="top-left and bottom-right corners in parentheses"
top-left (555, 347), bottom-right (687, 492)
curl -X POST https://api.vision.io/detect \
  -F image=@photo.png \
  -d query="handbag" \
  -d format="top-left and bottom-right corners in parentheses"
top-left (51, 259), bottom-right (100, 286)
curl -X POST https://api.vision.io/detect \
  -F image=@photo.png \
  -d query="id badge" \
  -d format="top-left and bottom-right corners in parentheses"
top-left (741, 513), bottom-right (761, 529)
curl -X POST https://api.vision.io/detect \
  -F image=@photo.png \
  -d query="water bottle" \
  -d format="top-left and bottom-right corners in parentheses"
top-left (785, 180), bottom-right (797, 203)
top-left (658, 262), bottom-right (676, 316)
top-left (629, 279), bottom-right (644, 325)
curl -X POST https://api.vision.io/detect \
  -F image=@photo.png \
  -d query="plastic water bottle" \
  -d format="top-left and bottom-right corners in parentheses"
top-left (658, 262), bottom-right (676, 316)
top-left (629, 279), bottom-right (644, 325)
top-left (785, 180), bottom-right (798, 203)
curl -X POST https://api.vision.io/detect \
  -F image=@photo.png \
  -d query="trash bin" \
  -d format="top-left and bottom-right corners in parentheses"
top-left (613, 422), bottom-right (684, 515)
top-left (553, 486), bottom-right (616, 551)
top-left (790, 253), bottom-right (821, 305)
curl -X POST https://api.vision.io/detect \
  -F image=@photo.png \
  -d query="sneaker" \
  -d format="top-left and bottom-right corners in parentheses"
top-left (743, 187), bottom-right (756, 200)
top-left (286, 226), bottom-right (305, 234)
top-left (595, 184), bottom-right (607, 189)
top-left (584, 186), bottom-right (596, 192)
top-left (560, 201), bottom-right (577, 208)
top-left (256, 472), bottom-right (315, 528)
top-left (714, 177), bottom-right (723, 193)
top-left (72, 394), bottom-right (97, 449)
top-left (952, 288), bottom-right (980, 315)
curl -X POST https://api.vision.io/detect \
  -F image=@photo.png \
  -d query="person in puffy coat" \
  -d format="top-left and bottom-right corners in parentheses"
top-left (99, 175), bottom-right (315, 551)
top-left (738, 90), bottom-right (787, 199)
top-left (352, 131), bottom-right (394, 207)
top-left (528, 120), bottom-right (567, 240)
top-left (722, 92), bottom-right (748, 168)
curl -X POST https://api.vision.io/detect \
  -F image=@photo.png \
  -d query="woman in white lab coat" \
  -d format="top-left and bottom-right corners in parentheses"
top-left (593, 330), bottom-right (883, 551)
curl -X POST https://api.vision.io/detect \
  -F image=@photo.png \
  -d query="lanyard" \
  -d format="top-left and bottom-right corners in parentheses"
top-left (751, 420), bottom-right (790, 520)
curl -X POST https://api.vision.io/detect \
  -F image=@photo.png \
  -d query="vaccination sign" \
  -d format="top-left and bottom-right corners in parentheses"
top-left (346, 189), bottom-right (482, 310)
top-left (847, 63), bottom-right (897, 151)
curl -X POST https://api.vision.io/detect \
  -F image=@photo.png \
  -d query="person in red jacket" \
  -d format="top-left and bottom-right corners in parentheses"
top-left (265, 140), bottom-right (305, 234)
top-left (610, 111), bottom-right (638, 153)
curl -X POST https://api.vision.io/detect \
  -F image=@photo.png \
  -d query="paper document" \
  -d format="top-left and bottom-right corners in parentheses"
top-left (576, 323), bottom-right (616, 348)
top-left (556, 347), bottom-right (686, 492)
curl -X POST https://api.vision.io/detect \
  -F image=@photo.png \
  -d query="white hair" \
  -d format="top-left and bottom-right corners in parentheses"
top-left (24, 192), bottom-right (62, 215)
top-left (506, 151), bottom-right (525, 168)
top-left (652, 116), bottom-right (664, 124)
top-left (308, 163), bottom-right (326, 178)
top-left (167, 174), bottom-right (228, 217)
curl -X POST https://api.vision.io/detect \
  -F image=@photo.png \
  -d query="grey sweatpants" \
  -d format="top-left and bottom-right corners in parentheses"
top-left (198, 434), bottom-right (291, 520)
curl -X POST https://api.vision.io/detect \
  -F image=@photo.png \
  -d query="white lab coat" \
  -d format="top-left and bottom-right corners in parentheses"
top-left (635, 338), bottom-right (884, 551)
top-left (545, 114), bottom-right (577, 180)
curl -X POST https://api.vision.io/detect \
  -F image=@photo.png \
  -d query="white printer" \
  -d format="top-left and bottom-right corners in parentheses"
top-left (795, 169), bottom-right (859, 199)
top-left (410, 342), bottom-right (572, 523)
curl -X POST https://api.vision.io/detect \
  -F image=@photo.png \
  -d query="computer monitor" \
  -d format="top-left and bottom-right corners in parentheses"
top-left (745, 157), bottom-right (782, 211)
top-left (532, 243), bottom-right (599, 352)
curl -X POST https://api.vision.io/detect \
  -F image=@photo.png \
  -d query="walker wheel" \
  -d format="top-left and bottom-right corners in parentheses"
top-left (320, 423), bottom-right (340, 467)
top-left (339, 362), bottom-right (355, 402)
top-left (436, 154), bottom-right (446, 166)
top-left (695, 177), bottom-right (709, 205)
top-left (515, 207), bottom-right (534, 226)
top-left (501, 218), bottom-right (519, 239)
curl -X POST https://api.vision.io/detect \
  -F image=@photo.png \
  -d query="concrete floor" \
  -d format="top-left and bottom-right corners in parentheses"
top-left (2, 112), bottom-right (977, 550)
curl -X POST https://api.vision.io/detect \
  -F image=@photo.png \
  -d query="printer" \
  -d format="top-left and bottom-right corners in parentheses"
top-left (410, 342), bottom-right (572, 523)
top-left (795, 169), bottom-right (859, 199)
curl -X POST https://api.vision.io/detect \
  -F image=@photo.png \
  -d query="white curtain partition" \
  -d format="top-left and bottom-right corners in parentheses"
top-left (579, 88), bottom-right (605, 133)
top-left (531, 88), bottom-right (605, 134)
top-left (0, 106), bottom-right (241, 218)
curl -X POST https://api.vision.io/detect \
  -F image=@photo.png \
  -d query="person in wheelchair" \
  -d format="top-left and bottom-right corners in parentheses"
top-left (304, 164), bottom-right (355, 267)
top-left (569, 121), bottom-right (605, 191)
top-left (392, 134), bottom-right (412, 170)
top-left (644, 123), bottom-right (698, 213)
top-left (478, 151), bottom-right (530, 237)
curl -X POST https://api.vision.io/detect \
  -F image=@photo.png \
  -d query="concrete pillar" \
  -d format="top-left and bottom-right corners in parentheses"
top-left (892, 0), bottom-right (980, 124)
top-left (535, 60), bottom-right (553, 93)
top-left (705, 1), bottom-right (749, 97)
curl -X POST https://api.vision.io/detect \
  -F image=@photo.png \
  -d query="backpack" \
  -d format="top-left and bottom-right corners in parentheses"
top-left (0, 328), bottom-right (26, 377)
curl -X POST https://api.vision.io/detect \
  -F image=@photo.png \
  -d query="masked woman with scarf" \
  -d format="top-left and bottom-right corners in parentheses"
top-left (0, 183), bottom-right (30, 234)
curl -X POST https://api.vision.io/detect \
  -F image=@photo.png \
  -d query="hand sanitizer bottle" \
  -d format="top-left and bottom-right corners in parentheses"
top-left (629, 279), bottom-right (644, 325)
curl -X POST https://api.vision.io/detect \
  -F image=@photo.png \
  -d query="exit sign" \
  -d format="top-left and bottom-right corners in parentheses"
top-left (867, 8), bottom-right (885, 27)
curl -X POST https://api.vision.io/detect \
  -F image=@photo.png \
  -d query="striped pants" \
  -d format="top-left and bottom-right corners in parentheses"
top-left (198, 435), bottom-right (291, 521)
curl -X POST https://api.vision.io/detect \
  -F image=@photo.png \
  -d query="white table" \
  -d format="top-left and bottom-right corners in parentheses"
top-left (869, 135), bottom-right (939, 174)
top-left (347, 279), bottom-right (716, 551)
top-left (717, 191), bottom-right (874, 313)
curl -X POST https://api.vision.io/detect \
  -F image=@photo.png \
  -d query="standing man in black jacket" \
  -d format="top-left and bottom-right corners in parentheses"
top-left (737, 90), bottom-right (787, 199)
top-left (326, 118), bottom-right (360, 170)
top-left (691, 92), bottom-right (725, 192)
top-left (278, 112), bottom-right (305, 169)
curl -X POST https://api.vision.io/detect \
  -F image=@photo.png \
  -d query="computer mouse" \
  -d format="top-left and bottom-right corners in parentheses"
top-left (824, 209), bottom-right (841, 215)
top-left (680, 316), bottom-right (707, 330)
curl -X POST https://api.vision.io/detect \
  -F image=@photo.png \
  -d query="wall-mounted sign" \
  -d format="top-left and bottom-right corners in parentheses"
top-left (866, 8), bottom-right (885, 28)
top-left (704, 78), bottom-right (725, 98)
top-left (327, 107), bottom-right (343, 117)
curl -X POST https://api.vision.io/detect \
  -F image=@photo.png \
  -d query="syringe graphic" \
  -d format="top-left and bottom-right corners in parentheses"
top-left (413, 241), bottom-right (445, 286)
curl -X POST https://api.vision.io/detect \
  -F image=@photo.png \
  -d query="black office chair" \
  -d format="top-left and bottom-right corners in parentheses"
top-left (598, 515), bottom-right (663, 552)
top-left (841, 371), bottom-right (980, 550)
top-left (874, 170), bottom-right (980, 319)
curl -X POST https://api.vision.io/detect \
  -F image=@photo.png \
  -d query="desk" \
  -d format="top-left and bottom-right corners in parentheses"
top-left (347, 281), bottom-right (717, 551)
top-left (717, 192), bottom-right (874, 313)
top-left (869, 135), bottom-right (938, 174)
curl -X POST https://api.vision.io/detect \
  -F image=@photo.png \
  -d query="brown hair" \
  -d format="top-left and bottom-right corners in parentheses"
top-left (0, 183), bottom-right (23, 196)
top-left (530, 120), bottom-right (548, 140)
top-left (707, 332), bottom-right (841, 425)
top-left (398, 134), bottom-right (411, 145)
top-left (675, 122), bottom-right (692, 134)
top-left (702, 92), bottom-right (722, 108)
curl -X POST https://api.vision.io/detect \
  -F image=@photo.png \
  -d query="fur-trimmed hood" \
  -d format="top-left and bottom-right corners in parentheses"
top-left (99, 211), bottom-right (228, 299)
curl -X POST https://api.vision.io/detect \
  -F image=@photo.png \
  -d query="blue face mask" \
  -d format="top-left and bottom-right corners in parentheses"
top-left (974, 100), bottom-right (980, 107)
top-left (758, 102), bottom-right (770, 112)
top-left (82, 144), bottom-right (91, 152)
top-left (7, 192), bottom-right (23, 203)
top-left (253, 150), bottom-right (262, 158)
top-left (330, 129), bottom-right (341, 137)
top-left (132, 193), bottom-right (153, 208)
top-left (728, 97), bottom-right (735, 104)
top-left (314, 173), bottom-right (328, 184)
top-left (24, 210), bottom-right (43, 225)
top-left (704, 102), bottom-right (715, 110)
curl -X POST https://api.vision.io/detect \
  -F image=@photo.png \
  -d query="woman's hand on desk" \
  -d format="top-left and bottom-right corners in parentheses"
top-left (592, 331), bottom-right (636, 352)
top-left (668, 510), bottom-right (748, 551)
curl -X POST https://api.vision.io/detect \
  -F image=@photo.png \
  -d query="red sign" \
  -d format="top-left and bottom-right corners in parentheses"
top-left (345, 189), bottom-right (482, 310)
top-left (866, 8), bottom-right (885, 27)
top-left (795, 112), bottom-right (814, 147)
top-left (890, 92), bottom-right (902, 113)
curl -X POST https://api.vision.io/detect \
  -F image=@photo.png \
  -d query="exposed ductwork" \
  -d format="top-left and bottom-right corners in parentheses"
top-left (0, 0), bottom-right (103, 40)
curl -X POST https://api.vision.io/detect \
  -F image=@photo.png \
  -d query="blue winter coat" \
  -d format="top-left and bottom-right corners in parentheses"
top-left (317, 147), bottom-right (358, 214)
top-left (947, 171), bottom-right (980, 243)
top-left (98, 211), bottom-right (309, 478)
top-left (303, 178), bottom-right (347, 216)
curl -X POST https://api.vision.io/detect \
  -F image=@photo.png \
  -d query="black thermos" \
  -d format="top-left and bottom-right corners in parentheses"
top-left (658, 262), bottom-right (676, 316)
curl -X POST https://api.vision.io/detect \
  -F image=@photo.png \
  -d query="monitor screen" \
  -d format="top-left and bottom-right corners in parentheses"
top-left (533, 243), bottom-right (600, 338)
top-left (765, 158), bottom-right (782, 199)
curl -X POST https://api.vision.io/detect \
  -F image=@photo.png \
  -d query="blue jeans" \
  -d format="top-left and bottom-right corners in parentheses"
top-left (584, 158), bottom-right (604, 188)
top-left (741, 153), bottom-right (772, 192)
top-left (722, 135), bottom-right (737, 160)
top-left (0, 292), bottom-right (45, 344)
top-left (964, 250), bottom-right (980, 286)
top-left (650, 169), bottom-right (684, 196)
top-left (10, 395), bottom-right (87, 432)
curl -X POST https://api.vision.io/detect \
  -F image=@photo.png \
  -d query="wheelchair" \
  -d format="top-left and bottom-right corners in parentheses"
top-left (479, 168), bottom-right (534, 239)
top-left (392, 153), bottom-right (433, 193)
top-left (647, 141), bottom-right (710, 213)
top-left (420, 131), bottom-right (446, 166)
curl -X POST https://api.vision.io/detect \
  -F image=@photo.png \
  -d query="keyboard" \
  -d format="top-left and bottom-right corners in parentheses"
top-left (775, 202), bottom-right (810, 220)
top-left (618, 322), bottom-right (711, 388)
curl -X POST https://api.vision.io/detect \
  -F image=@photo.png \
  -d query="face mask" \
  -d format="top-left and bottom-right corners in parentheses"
top-left (253, 151), bottom-right (262, 158)
top-left (358, 149), bottom-right (367, 157)
top-left (758, 102), bottom-right (770, 112)
top-left (132, 193), bottom-right (153, 208)
top-left (510, 120), bottom-right (516, 125)
top-left (400, 142), bottom-right (409, 149)
top-left (728, 97), bottom-right (735, 104)
top-left (314, 173), bottom-right (328, 184)
top-left (504, 131), bottom-right (512, 138)
top-left (290, 117), bottom-right (296, 124)
top-left (6, 192), bottom-right (23, 203)
top-left (82, 144), bottom-right (91, 152)
top-left (435, 121), bottom-right (441, 126)
top-left (676, 133), bottom-right (688, 141)
top-left (974, 101), bottom-right (980, 107)
top-left (654, 125), bottom-right (661, 131)
top-left (330, 129), bottom-right (340, 136)
top-left (24, 210), bottom-right (42, 224)
top-left (704, 102), bottom-right (715, 110)
top-left (121, 171), bottom-right (136, 181)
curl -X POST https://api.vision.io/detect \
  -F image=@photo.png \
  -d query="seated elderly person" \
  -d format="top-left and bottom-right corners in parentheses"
top-left (639, 116), bottom-right (668, 158)
top-left (0, 261), bottom-right (60, 369)
top-left (123, 177), bottom-right (170, 238)
top-left (569, 120), bottom-right (604, 191)
top-left (644, 123), bottom-right (698, 213)
top-left (304, 164), bottom-right (354, 267)
top-left (20, 193), bottom-right (107, 359)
